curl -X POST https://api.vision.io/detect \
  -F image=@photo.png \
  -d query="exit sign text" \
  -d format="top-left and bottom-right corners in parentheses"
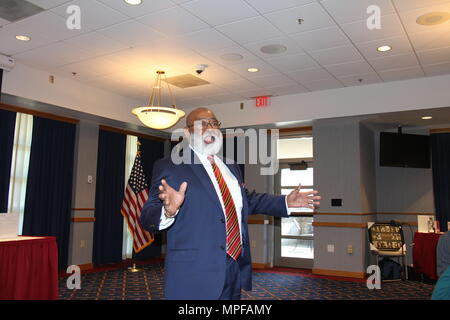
top-left (255, 96), bottom-right (270, 107)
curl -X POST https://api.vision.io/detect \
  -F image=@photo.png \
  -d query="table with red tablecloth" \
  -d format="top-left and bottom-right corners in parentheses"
top-left (413, 232), bottom-right (442, 280)
top-left (0, 236), bottom-right (58, 300)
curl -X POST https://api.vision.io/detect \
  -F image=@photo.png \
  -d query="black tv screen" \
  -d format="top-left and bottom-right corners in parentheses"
top-left (380, 132), bottom-right (431, 168)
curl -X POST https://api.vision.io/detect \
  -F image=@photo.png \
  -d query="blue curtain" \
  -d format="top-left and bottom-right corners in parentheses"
top-left (431, 133), bottom-right (450, 232)
top-left (22, 117), bottom-right (76, 269)
top-left (0, 109), bottom-right (16, 212)
top-left (93, 129), bottom-right (126, 265)
top-left (133, 137), bottom-right (165, 260)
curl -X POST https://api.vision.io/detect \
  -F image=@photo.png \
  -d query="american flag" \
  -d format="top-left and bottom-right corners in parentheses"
top-left (121, 152), bottom-right (154, 253)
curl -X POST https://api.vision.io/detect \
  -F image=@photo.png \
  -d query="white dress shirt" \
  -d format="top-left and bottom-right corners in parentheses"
top-left (159, 146), bottom-right (290, 233)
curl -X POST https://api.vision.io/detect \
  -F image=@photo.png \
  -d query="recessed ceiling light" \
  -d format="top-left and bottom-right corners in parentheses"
top-left (247, 67), bottom-right (259, 73)
top-left (377, 45), bottom-right (392, 52)
top-left (421, 116), bottom-right (433, 120)
top-left (416, 12), bottom-right (450, 26)
top-left (15, 35), bottom-right (31, 41)
top-left (260, 44), bottom-right (287, 54)
top-left (124, 0), bottom-right (142, 5)
top-left (220, 53), bottom-right (243, 61)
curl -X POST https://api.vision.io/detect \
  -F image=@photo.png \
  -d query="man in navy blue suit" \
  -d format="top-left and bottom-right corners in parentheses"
top-left (140, 108), bottom-right (321, 300)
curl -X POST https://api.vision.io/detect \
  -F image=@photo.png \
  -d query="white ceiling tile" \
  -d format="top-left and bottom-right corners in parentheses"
top-left (264, 2), bottom-right (335, 34)
top-left (286, 67), bottom-right (335, 83)
top-left (267, 84), bottom-right (309, 96)
top-left (175, 28), bottom-right (237, 53)
top-left (238, 88), bottom-right (275, 99)
top-left (63, 31), bottom-right (129, 56)
top-left (182, 0), bottom-right (258, 26)
top-left (97, 20), bottom-right (166, 47)
top-left (198, 66), bottom-right (242, 84)
top-left (392, 0), bottom-right (450, 12)
top-left (355, 35), bottom-right (414, 59)
top-left (340, 14), bottom-right (405, 43)
top-left (6, 11), bottom-right (89, 41)
top-left (409, 28), bottom-right (450, 51)
top-left (54, 56), bottom-right (127, 79)
top-left (378, 66), bottom-right (425, 81)
top-left (320, 0), bottom-right (395, 24)
top-left (289, 26), bottom-right (352, 51)
top-left (97, 0), bottom-right (176, 18)
top-left (26, 0), bottom-right (73, 9)
top-left (218, 79), bottom-right (262, 92)
top-left (206, 93), bottom-right (245, 104)
top-left (199, 45), bottom-right (260, 66)
top-left (225, 59), bottom-right (280, 79)
top-left (397, 2), bottom-right (450, 34)
top-left (324, 60), bottom-right (375, 77)
top-left (368, 53), bottom-right (420, 72)
top-left (216, 16), bottom-right (284, 45)
top-left (136, 6), bottom-right (209, 36)
top-left (309, 45), bottom-right (363, 66)
top-left (337, 72), bottom-right (382, 86)
top-left (249, 74), bottom-right (298, 88)
top-left (244, 0), bottom-right (315, 14)
top-left (242, 36), bottom-right (305, 59)
top-left (417, 46), bottom-right (450, 65)
top-left (51, 0), bottom-right (129, 30)
top-left (14, 48), bottom-right (67, 70)
top-left (422, 61), bottom-right (450, 76)
top-left (0, 17), bottom-right (10, 27)
top-left (265, 53), bottom-right (319, 72)
top-left (0, 28), bottom-right (53, 55)
top-left (301, 78), bottom-right (343, 91)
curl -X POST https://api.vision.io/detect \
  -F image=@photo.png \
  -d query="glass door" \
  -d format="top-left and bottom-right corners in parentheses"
top-left (274, 137), bottom-right (314, 269)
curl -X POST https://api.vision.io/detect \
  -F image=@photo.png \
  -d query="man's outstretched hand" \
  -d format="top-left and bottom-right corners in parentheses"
top-left (286, 184), bottom-right (321, 210)
top-left (158, 179), bottom-right (188, 217)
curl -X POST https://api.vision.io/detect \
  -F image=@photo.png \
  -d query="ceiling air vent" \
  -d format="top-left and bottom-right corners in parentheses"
top-left (164, 74), bottom-right (210, 89)
top-left (0, 0), bottom-right (43, 23)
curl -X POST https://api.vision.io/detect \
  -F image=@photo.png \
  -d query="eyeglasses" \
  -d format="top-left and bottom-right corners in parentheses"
top-left (188, 119), bottom-right (221, 129)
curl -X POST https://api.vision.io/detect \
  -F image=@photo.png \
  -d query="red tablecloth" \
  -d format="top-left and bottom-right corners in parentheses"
top-left (0, 236), bottom-right (58, 300)
top-left (413, 232), bottom-right (442, 280)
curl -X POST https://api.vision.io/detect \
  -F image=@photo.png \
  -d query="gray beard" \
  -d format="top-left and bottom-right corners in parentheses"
top-left (190, 130), bottom-right (223, 156)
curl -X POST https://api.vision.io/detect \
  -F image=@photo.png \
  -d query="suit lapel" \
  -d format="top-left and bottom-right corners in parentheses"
top-left (185, 149), bottom-right (223, 212)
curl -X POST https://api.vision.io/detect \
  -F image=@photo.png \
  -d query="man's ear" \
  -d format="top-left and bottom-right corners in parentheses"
top-left (183, 127), bottom-right (190, 139)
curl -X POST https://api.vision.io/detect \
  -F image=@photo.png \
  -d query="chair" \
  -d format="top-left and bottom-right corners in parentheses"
top-left (368, 222), bottom-right (408, 281)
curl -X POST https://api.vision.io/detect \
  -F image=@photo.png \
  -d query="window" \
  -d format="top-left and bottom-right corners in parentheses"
top-left (8, 113), bottom-right (33, 235)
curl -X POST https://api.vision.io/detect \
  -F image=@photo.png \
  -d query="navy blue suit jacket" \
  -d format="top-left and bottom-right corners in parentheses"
top-left (140, 148), bottom-right (288, 299)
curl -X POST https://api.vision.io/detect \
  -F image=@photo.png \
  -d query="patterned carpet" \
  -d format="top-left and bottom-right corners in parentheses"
top-left (59, 262), bottom-right (434, 300)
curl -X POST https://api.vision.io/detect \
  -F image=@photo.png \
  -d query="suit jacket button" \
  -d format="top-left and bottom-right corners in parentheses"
top-left (220, 218), bottom-right (225, 223)
top-left (220, 245), bottom-right (225, 251)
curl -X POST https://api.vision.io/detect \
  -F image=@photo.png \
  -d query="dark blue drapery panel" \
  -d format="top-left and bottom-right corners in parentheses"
top-left (431, 133), bottom-right (450, 232)
top-left (0, 109), bottom-right (16, 212)
top-left (22, 117), bottom-right (76, 269)
top-left (133, 137), bottom-right (165, 260)
top-left (93, 129), bottom-right (126, 265)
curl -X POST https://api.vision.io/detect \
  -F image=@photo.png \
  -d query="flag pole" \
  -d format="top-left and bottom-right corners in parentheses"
top-left (128, 140), bottom-right (143, 273)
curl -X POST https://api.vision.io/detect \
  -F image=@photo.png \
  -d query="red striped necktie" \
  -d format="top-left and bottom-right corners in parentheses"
top-left (208, 156), bottom-right (242, 260)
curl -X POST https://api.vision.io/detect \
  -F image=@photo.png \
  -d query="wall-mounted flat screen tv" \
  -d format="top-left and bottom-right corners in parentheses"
top-left (380, 132), bottom-right (431, 168)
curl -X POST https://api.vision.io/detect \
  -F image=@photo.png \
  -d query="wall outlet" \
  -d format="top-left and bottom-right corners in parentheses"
top-left (251, 240), bottom-right (256, 248)
top-left (327, 244), bottom-right (334, 253)
top-left (347, 244), bottom-right (353, 254)
top-left (80, 240), bottom-right (86, 248)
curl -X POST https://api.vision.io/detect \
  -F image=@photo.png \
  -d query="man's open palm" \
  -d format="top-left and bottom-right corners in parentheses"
top-left (286, 184), bottom-right (321, 210)
top-left (158, 179), bottom-right (188, 216)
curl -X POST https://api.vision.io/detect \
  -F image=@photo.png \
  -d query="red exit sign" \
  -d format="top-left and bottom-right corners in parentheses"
top-left (255, 96), bottom-right (270, 107)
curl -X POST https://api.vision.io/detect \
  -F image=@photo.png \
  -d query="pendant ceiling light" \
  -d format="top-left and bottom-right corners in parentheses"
top-left (132, 71), bottom-right (185, 130)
